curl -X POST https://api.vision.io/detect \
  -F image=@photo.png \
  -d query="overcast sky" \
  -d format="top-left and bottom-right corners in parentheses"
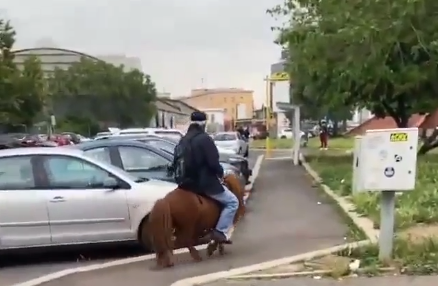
top-left (0, 0), bottom-right (283, 107)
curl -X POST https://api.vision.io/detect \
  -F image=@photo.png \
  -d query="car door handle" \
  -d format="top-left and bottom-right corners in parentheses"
top-left (50, 196), bottom-right (65, 203)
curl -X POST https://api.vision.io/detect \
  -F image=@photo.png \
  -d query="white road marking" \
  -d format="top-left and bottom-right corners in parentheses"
top-left (265, 156), bottom-right (293, 161)
top-left (14, 155), bottom-right (265, 286)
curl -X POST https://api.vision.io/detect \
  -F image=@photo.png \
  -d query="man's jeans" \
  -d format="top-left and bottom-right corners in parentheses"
top-left (208, 186), bottom-right (239, 237)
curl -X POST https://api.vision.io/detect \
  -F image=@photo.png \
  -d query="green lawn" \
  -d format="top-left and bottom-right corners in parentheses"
top-left (307, 151), bottom-right (438, 230)
top-left (250, 136), bottom-right (355, 150)
top-left (249, 138), bottom-right (294, 149)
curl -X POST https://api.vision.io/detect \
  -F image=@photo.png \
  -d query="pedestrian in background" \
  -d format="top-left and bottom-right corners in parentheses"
top-left (319, 119), bottom-right (328, 150)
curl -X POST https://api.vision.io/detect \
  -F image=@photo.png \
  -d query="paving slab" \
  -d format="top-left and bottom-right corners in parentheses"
top-left (37, 159), bottom-right (347, 286)
top-left (207, 275), bottom-right (438, 286)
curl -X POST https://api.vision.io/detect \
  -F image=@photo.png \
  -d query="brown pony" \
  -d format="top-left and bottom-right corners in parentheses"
top-left (147, 174), bottom-right (245, 268)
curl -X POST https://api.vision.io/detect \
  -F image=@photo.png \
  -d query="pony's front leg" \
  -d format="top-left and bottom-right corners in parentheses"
top-left (207, 240), bottom-right (218, 257)
top-left (174, 230), bottom-right (202, 262)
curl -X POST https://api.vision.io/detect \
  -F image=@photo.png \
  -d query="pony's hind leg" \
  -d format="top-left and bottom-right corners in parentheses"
top-left (218, 243), bottom-right (225, 255)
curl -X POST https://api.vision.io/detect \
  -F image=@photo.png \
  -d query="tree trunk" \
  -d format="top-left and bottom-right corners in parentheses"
top-left (418, 128), bottom-right (438, 155)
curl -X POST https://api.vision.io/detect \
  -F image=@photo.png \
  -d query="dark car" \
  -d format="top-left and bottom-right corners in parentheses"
top-left (97, 135), bottom-right (252, 184)
top-left (73, 140), bottom-right (246, 188)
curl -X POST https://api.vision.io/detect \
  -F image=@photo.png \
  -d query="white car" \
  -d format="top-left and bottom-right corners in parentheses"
top-left (112, 128), bottom-right (184, 141)
top-left (0, 147), bottom-right (176, 251)
top-left (213, 132), bottom-right (249, 157)
top-left (279, 128), bottom-right (306, 139)
top-left (279, 128), bottom-right (293, 139)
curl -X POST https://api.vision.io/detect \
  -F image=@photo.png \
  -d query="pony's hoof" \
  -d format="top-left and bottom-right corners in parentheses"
top-left (218, 245), bottom-right (225, 255)
top-left (207, 242), bottom-right (217, 257)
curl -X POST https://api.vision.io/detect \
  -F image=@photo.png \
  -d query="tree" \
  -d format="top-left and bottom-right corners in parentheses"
top-left (0, 20), bottom-right (46, 130)
top-left (269, 0), bottom-right (438, 152)
top-left (0, 20), bottom-right (19, 124)
top-left (13, 56), bottom-right (47, 127)
top-left (48, 58), bottom-right (157, 128)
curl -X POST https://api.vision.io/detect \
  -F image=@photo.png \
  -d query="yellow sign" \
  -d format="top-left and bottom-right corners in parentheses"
top-left (390, 132), bottom-right (408, 142)
top-left (269, 72), bottom-right (289, 82)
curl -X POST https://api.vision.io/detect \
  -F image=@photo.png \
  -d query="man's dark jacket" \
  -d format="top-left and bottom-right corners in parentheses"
top-left (176, 124), bottom-right (224, 195)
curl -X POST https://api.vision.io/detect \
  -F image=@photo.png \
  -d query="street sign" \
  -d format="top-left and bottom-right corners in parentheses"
top-left (269, 72), bottom-right (289, 82)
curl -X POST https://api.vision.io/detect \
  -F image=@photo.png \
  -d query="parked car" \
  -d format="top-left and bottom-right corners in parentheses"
top-left (213, 132), bottom-right (249, 157)
top-left (138, 136), bottom-right (252, 184)
top-left (111, 128), bottom-right (184, 141)
top-left (279, 128), bottom-right (293, 139)
top-left (74, 139), bottom-right (246, 188)
top-left (0, 147), bottom-right (176, 251)
top-left (61, 132), bottom-right (91, 143)
top-left (96, 135), bottom-right (252, 184)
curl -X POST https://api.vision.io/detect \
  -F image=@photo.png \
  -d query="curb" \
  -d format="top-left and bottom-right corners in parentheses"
top-left (170, 240), bottom-right (371, 286)
top-left (249, 148), bottom-right (292, 151)
top-left (169, 153), bottom-right (378, 285)
top-left (12, 155), bottom-right (265, 286)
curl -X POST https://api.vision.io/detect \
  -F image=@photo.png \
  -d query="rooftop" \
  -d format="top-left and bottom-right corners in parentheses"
top-left (177, 88), bottom-right (253, 100)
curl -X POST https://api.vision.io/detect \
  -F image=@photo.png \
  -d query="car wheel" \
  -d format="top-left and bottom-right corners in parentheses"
top-left (280, 135), bottom-right (286, 139)
top-left (138, 215), bottom-right (153, 251)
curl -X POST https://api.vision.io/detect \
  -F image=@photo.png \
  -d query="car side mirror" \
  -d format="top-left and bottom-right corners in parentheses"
top-left (103, 177), bottom-right (119, 189)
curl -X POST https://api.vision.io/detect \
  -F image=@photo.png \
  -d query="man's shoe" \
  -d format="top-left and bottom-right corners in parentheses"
top-left (210, 229), bottom-right (232, 244)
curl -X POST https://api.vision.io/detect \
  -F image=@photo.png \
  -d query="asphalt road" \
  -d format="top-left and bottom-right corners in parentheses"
top-left (36, 158), bottom-right (348, 286)
top-left (0, 154), bottom-right (259, 286)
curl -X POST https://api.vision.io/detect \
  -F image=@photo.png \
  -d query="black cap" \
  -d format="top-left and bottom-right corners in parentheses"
top-left (190, 111), bottom-right (207, 122)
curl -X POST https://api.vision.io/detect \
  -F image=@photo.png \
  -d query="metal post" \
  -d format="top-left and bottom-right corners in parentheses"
top-left (264, 76), bottom-right (271, 158)
top-left (292, 106), bottom-right (300, 165)
top-left (379, 191), bottom-right (396, 261)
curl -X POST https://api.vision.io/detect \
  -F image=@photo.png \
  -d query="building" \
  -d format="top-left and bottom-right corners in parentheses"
top-left (347, 114), bottom-right (427, 136)
top-left (178, 88), bottom-right (254, 122)
top-left (201, 108), bottom-right (225, 133)
top-left (150, 99), bottom-right (189, 129)
top-left (12, 47), bottom-right (142, 73)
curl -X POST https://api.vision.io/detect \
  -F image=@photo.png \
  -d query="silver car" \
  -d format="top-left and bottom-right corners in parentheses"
top-left (0, 147), bottom-right (176, 251)
top-left (213, 132), bottom-right (249, 157)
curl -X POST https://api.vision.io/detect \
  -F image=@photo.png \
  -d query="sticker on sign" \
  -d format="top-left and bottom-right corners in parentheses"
top-left (390, 132), bottom-right (408, 142)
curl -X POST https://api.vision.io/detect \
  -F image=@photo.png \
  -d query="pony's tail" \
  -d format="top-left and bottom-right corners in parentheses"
top-left (148, 198), bottom-right (173, 253)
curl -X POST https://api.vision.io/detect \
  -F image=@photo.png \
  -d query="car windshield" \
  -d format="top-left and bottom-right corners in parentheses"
top-left (142, 139), bottom-right (176, 154)
top-left (82, 151), bottom-right (147, 183)
top-left (213, 133), bottom-right (236, 141)
top-left (154, 131), bottom-right (182, 140)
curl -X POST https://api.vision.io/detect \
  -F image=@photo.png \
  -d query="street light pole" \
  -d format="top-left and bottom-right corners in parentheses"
top-left (264, 76), bottom-right (271, 158)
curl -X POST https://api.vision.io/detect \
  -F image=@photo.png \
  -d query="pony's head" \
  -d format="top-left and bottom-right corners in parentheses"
top-left (223, 174), bottom-right (246, 223)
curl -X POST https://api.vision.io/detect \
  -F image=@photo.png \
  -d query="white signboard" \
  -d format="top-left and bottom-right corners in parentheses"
top-left (236, 103), bottom-right (247, 120)
top-left (359, 128), bottom-right (418, 191)
top-left (352, 136), bottom-right (363, 193)
top-left (271, 81), bottom-right (290, 113)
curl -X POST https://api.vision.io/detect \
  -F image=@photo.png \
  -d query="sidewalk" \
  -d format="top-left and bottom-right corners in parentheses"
top-left (207, 275), bottom-right (438, 286)
top-left (37, 160), bottom-right (348, 286)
